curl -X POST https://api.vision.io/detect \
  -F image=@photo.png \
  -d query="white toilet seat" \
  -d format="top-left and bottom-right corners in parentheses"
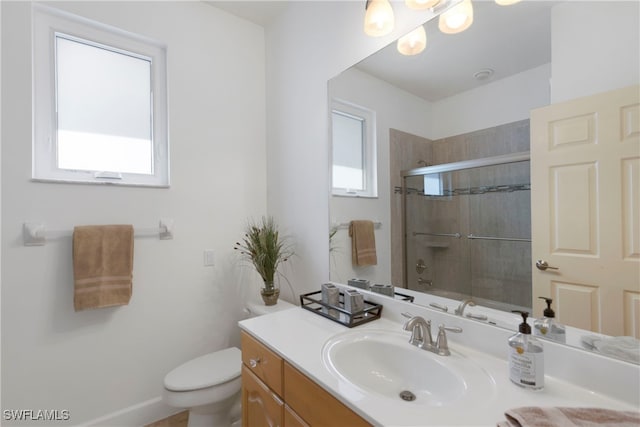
top-left (163, 376), bottom-right (242, 409)
top-left (164, 347), bottom-right (241, 392)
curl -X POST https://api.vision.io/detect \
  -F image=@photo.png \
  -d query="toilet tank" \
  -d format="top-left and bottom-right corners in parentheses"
top-left (245, 299), bottom-right (296, 317)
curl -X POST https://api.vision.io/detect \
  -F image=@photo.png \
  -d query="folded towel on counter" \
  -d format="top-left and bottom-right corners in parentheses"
top-left (73, 225), bottom-right (134, 311)
top-left (581, 335), bottom-right (640, 364)
top-left (349, 220), bottom-right (377, 266)
top-left (497, 407), bottom-right (640, 427)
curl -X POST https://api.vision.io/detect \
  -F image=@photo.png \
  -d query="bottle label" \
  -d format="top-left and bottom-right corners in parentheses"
top-left (509, 347), bottom-right (544, 389)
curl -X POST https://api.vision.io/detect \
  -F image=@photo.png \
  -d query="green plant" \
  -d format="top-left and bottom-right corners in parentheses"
top-left (234, 216), bottom-right (294, 294)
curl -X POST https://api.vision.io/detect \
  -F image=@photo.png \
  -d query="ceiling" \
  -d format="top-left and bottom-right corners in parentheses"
top-left (355, 0), bottom-right (557, 101)
top-left (206, 1), bottom-right (290, 26)
top-left (206, 1), bottom-right (557, 102)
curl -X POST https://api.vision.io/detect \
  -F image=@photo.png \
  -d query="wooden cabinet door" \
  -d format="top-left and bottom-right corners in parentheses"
top-left (283, 362), bottom-right (371, 427)
top-left (284, 405), bottom-right (309, 427)
top-left (242, 365), bottom-right (283, 427)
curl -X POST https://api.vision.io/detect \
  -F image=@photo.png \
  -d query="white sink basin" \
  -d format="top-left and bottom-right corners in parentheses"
top-left (322, 329), bottom-right (496, 406)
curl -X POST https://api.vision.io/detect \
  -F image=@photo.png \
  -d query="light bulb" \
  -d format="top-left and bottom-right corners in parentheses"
top-left (397, 25), bottom-right (427, 56)
top-left (439, 0), bottom-right (473, 34)
top-left (364, 0), bottom-right (395, 37)
top-left (495, 0), bottom-right (521, 5)
top-left (405, 0), bottom-right (440, 10)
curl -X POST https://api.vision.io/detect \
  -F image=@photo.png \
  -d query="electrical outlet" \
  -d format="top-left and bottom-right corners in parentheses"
top-left (203, 250), bottom-right (215, 267)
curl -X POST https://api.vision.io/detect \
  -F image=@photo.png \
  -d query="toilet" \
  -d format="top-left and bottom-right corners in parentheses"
top-left (162, 299), bottom-right (295, 427)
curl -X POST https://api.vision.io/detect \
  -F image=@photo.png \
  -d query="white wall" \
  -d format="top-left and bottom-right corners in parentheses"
top-left (265, 1), bottom-right (452, 297)
top-left (551, 1), bottom-right (640, 103)
top-left (430, 63), bottom-right (551, 140)
top-left (328, 67), bottom-right (433, 284)
top-left (0, 0), bottom-right (3, 412)
top-left (1, 1), bottom-right (266, 424)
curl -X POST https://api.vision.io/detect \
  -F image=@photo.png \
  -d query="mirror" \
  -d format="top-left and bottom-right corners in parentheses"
top-left (328, 0), bottom-right (639, 363)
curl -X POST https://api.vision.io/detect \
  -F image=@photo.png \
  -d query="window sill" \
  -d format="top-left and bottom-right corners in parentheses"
top-left (30, 178), bottom-right (170, 189)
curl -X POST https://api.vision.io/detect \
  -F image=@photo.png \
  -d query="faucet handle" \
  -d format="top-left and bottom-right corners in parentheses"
top-left (435, 324), bottom-right (462, 356)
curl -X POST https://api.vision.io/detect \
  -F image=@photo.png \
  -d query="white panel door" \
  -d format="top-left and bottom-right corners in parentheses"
top-left (531, 85), bottom-right (640, 337)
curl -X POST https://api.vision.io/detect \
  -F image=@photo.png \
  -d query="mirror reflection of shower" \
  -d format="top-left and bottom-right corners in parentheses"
top-left (402, 152), bottom-right (532, 313)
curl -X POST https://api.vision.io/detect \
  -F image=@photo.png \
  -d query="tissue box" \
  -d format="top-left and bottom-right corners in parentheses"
top-left (344, 289), bottom-right (364, 313)
top-left (321, 283), bottom-right (339, 317)
top-left (370, 283), bottom-right (395, 297)
top-left (348, 278), bottom-right (370, 290)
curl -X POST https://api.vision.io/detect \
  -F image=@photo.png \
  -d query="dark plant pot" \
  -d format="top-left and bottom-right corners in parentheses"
top-left (261, 288), bottom-right (280, 306)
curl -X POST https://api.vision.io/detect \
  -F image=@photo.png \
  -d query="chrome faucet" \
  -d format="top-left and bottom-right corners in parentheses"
top-left (402, 315), bottom-right (432, 348)
top-left (455, 299), bottom-right (476, 316)
top-left (401, 313), bottom-right (462, 356)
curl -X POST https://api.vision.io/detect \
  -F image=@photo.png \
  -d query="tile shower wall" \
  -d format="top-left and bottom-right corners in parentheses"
top-left (399, 120), bottom-right (532, 310)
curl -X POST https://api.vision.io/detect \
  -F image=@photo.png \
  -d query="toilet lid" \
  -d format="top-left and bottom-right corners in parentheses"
top-left (164, 347), bottom-right (241, 392)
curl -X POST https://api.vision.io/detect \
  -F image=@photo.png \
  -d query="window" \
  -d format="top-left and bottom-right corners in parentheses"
top-left (331, 100), bottom-right (377, 197)
top-left (32, 5), bottom-right (169, 187)
top-left (424, 173), bottom-right (444, 196)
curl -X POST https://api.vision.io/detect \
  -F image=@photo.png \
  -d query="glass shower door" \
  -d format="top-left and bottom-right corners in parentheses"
top-left (403, 170), bottom-right (472, 300)
top-left (403, 156), bottom-right (532, 312)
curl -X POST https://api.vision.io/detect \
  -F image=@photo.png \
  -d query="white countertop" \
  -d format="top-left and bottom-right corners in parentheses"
top-left (239, 306), bottom-right (638, 426)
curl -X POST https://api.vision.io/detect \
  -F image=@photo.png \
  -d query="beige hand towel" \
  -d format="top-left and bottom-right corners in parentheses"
top-left (349, 220), bottom-right (377, 266)
top-left (73, 225), bottom-right (134, 311)
top-left (497, 407), bottom-right (640, 427)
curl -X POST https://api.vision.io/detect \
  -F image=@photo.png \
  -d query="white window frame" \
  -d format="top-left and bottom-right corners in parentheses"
top-left (32, 4), bottom-right (169, 187)
top-left (330, 99), bottom-right (377, 198)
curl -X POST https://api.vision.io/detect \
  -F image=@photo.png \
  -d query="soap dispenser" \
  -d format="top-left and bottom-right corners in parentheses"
top-left (508, 311), bottom-right (544, 390)
top-left (534, 297), bottom-right (566, 343)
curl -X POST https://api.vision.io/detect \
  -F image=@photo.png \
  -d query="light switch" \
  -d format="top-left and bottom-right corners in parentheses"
top-left (203, 250), bottom-right (215, 267)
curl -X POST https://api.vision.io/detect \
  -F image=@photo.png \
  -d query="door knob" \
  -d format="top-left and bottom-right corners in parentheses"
top-left (536, 259), bottom-right (559, 271)
top-left (417, 277), bottom-right (433, 286)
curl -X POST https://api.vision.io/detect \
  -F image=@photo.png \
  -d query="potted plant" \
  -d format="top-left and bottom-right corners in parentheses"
top-left (234, 216), bottom-right (294, 305)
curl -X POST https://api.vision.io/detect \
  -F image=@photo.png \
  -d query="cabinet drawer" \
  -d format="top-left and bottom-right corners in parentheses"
top-left (242, 366), bottom-right (283, 427)
top-left (283, 362), bottom-right (371, 427)
top-left (241, 331), bottom-right (283, 396)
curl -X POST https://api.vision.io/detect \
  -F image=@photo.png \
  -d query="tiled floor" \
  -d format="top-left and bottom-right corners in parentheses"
top-left (145, 411), bottom-right (188, 427)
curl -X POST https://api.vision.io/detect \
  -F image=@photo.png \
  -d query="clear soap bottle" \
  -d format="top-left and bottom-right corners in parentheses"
top-left (508, 311), bottom-right (544, 390)
top-left (533, 297), bottom-right (566, 343)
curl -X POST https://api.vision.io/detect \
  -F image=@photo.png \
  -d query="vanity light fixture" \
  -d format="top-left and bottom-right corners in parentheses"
top-left (364, 0), bottom-right (395, 37)
top-left (495, 0), bottom-right (521, 5)
top-left (397, 25), bottom-right (427, 55)
top-left (438, 0), bottom-right (474, 34)
top-left (405, 0), bottom-right (441, 10)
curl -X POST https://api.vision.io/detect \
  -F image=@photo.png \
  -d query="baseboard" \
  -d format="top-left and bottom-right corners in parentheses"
top-left (77, 396), bottom-right (179, 427)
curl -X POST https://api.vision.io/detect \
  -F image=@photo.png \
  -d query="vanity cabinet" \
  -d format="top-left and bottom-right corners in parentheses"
top-left (242, 366), bottom-right (283, 427)
top-left (241, 331), bottom-right (371, 427)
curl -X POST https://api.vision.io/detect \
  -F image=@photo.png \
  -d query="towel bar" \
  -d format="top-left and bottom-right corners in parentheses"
top-left (22, 219), bottom-right (174, 246)
top-left (333, 220), bottom-right (382, 230)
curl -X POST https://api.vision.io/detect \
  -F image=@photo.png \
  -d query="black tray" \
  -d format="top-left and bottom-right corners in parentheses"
top-left (394, 291), bottom-right (415, 302)
top-left (299, 290), bottom-right (382, 328)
